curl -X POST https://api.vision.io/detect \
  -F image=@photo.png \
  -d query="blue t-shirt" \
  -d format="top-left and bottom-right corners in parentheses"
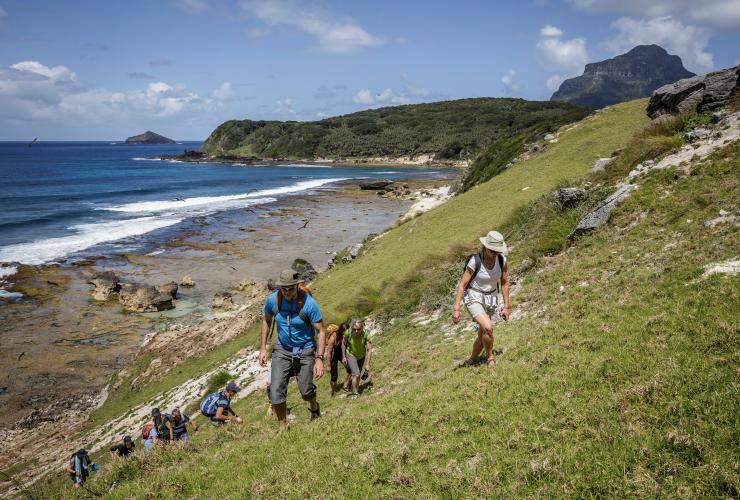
top-left (263, 291), bottom-right (322, 349)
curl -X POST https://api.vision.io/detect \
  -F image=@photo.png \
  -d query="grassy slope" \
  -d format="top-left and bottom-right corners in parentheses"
top-left (48, 103), bottom-right (740, 498)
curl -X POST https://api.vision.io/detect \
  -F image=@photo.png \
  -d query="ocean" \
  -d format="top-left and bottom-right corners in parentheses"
top-left (0, 141), bottom-right (452, 268)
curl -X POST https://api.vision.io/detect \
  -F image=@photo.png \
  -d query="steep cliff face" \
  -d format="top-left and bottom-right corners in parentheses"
top-left (551, 45), bottom-right (695, 109)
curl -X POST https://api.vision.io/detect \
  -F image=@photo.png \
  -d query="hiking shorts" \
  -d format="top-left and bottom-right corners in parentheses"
top-left (345, 355), bottom-right (365, 377)
top-left (464, 292), bottom-right (499, 321)
top-left (269, 346), bottom-right (316, 405)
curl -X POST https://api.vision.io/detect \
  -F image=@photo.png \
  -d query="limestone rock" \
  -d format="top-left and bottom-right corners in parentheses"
top-left (180, 275), bottom-right (195, 287)
top-left (291, 258), bottom-right (317, 282)
top-left (156, 281), bottom-right (178, 300)
top-left (570, 185), bottom-right (634, 239)
top-left (591, 157), bottom-right (614, 173)
top-left (342, 243), bottom-right (364, 264)
top-left (211, 291), bottom-right (235, 309)
top-left (684, 128), bottom-right (711, 142)
top-left (87, 271), bottom-right (120, 301)
top-left (558, 187), bottom-right (587, 207)
top-left (118, 283), bottom-right (174, 312)
top-left (647, 65), bottom-right (739, 118)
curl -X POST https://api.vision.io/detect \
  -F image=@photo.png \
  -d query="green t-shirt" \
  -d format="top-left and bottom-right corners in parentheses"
top-left (344, 331), bottom-right (371, 359)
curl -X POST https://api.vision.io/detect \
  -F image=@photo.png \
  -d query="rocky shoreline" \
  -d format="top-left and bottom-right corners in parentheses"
top-left (152, 149), bottom-right (470, 169)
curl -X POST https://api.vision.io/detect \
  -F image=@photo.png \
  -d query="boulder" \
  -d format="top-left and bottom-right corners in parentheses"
top-left (118, 283), bottom-right (174, 312)
top-left (211, 291), bottom-right (235, 309)
top-left (291, 258), bottom-right (317, 282)
top-left (558, 187), bottom-right (587, 207)
top-left (87, 271), bottom-right (120, 301)
top-left (569, 185), bottom-right (634, 239)
top-left (590, 157), bottom-right (614, 173)
top-left (156, 281), bottom-right (178, 300)
top-left (180, 275), bottom-right (195, 287)
top-left (359, 180), bottom-right (393, 190)
top-left (647, 65), bottom-right (739, 118)
top-left (711, 111), bottom-right (726, 124)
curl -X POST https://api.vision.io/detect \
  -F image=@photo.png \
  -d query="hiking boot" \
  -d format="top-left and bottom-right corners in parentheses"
top-left (310, 402), bottom-right (321, 421)
top-left (350, 392), bottom-right (359, 400)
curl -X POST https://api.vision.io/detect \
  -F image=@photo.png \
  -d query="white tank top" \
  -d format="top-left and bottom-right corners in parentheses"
top-left (464, 254), bottom-right (504, 306)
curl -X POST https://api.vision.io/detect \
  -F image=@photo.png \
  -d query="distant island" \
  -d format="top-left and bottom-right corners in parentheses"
top-left (551, 44), bottom-right (695, 109)
top-left (125, 131), bottom-right (176, 144)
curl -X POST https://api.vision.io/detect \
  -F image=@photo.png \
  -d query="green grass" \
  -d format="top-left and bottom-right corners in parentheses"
top-left (45, 135), bottom-right (739, 499)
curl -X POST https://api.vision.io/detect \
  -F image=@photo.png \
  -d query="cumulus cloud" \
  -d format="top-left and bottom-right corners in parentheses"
top-left (171, 0), bottom-right (209, 13)
top-left (211, 81), bottom-right (234, 100)
top-left (605, 16), bottom-right (714, 71)
top-left (0, 60), bottom-right (232, 127)
top-left (501, 69), bottom-right (522, 96)
top-left (238, 0), bottom-right (384, 53)
top-left (546, 75), bottom-right (566, 92)
top-left (536, 24), bottom-right (588, 77)
top-left (353, 88), bottom-right (411, 106)
top-left (568, 0), bottom-right (740, 30)
top-left (275, 96), bottom-right (297, 116)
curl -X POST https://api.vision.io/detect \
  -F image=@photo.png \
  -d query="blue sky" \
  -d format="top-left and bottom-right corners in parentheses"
top-left (0, 0), bottom-right (738, 140)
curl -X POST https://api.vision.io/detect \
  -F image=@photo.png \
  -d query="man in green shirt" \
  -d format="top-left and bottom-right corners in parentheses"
top-left (342, 319), bottom-right (372, 398)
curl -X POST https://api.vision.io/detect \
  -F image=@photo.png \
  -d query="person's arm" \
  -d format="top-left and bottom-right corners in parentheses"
top-left (500, 261), bottom-right (510, 321)
top-left (365, 341), bottom-right (373, 373)
top-left (453, 268), bottom-right (474, 323)
top-left (188, 419), bottom-right (198, 432)
top-left (166, 420), bottom-right (174, 441)
top-left (313, 321), bottom-right (325, 379)
top-left (341, 334), bottom-right (348, 364)
top-left (325, 335), bottom-right (335, 370)
top-left (259, 313), bottom-right (273, 367)
top-left (151, 428), bottom-right (159, 444)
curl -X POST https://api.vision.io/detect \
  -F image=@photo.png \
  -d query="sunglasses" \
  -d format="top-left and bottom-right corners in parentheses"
top-left (352, 327), bottom-right (362, 331)
top-left (280, 285), bottom-right (298, 293)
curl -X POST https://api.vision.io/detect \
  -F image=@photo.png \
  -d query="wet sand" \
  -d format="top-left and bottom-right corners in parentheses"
top-left (0, 177), bottom-right (454, 427)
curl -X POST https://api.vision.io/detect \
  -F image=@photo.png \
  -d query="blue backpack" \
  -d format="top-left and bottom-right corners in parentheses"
top-left (200, 392), bottom-right (221, 417)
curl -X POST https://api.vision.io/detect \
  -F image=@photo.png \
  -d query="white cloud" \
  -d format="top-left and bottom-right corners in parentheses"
top-left (605, 16), bottom-right (714, 71)
top-left (0, 7), bottom-right (8, 29)
top-left (247, 26), bottom-right (271, 39)
top-left (546, 75), bottom-right (566, 92)
top-left (501, 69), bottom-right (522, 95)
top-left (568, 0), bottom-right (740, 30)
top-left (211, 81), bottom-right (234, 100)
top-left (0, 60), bottom-right (229, 126)
top-left (238, 0), bottom-right (384, 53)
top-left (275, 96), bottom-right (296, 115)
top-left (352, 88), bottom-right (411, 106)
top-left (536, 25), bottom-right (588, 78)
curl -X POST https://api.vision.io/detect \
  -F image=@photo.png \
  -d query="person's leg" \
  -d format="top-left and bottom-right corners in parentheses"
top-left (330, 354), bottom-right (339, 395)
top-left (269, 348), bottom-right (292, 431)
top-left (296, 349), bottom-right (319, 413)
top-left (475, 313), bottom-right (494, 364)
top-left (346, 355), bottom-right (361, 394)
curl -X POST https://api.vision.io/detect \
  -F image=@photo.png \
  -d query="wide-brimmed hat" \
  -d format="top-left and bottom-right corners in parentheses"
top-left (479, 231), bottom-right (508, 254)
top-left (276, 269), bottom-right (304, 287)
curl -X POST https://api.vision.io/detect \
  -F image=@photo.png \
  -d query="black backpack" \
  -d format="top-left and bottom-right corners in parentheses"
top-left (464, 252), bottom-right (505, 292)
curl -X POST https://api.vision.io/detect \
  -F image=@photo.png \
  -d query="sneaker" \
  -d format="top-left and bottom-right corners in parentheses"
top-left (341, 386), bottom-right (351, 394)
top-left (310, 402), bottom-right (321, 421)
top-left (350, 392), bottom-right (359, 400)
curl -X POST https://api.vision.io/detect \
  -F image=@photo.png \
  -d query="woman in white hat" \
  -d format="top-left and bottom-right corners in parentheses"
top-left (452, 230), bottom-right (510, 366)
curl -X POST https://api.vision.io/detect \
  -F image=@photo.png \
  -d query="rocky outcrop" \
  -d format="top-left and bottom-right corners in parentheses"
top-left (552, 45), bottom-right (695, 109)
top-left (647, 65), bottom-right (739, 118)
top-left (118, 283), bottom-right (174, 312)
top-left (211, 291), bottom-right (235, 309)
top-left (291, 258), bottom-right (317, 282)
top-left (359, 180), bottom-right (393, 190)
top-left (180, 275), bottom-right (195, 287)
top-left (558, 188), bottom-right (587, 207)
top-left (569, 185), bottom-right (634, 239)
top-left (590, 157), bottom-right (614, 174)
top-left (156, 282), bottom-right (178, 300)
top-left (87, 271), bottom-right (120, 301)
top-left (125, 131), bottom-right (176, 144)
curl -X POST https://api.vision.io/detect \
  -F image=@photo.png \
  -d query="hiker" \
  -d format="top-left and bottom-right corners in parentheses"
top-left (452, 230), bottom-right (510, 367)
top-left (109, 436), bottom-right (135, 458)
top-left (259, 269), bottom-right (326, 431)
top-left (152, 407), bottom-right (174, 442)
top-left (169, 407), bottom-right (197, 442)
top-left (201, 381), bottom-right (243, 426)
top-left (325, 322), bottom-right (349, 396)
top-left (65, 449), bottom-right (92, 488)
top-left (342, 319), bottom-right (372, 398)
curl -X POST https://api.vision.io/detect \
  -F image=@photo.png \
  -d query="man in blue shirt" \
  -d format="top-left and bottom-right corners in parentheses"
top-left (259, 269), bottom-right (325, 432)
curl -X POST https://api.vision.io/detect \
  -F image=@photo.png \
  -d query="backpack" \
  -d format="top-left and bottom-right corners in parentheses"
top-left (268, 286), bottom-right (313, 340)
top-left (464, 253), bottom-right (505, 292)
top-left (70, 450), bottom-right (90, 476)
top-left (141, 422), bottom-right (154, 440)
top-left (200, 391), bottom-right (221, 417)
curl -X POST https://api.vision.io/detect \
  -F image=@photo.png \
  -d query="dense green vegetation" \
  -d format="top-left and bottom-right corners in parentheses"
top-left (29, 99), bottom-right (739, 498)
top-left (201, 98), bottom-right (590, 169)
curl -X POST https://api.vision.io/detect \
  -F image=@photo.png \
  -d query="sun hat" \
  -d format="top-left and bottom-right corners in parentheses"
top-left (276, 269), bottom-right (304, 287)
top-left (479, 230), bottom-right (508, 254)
top-left (225, 381), bottom-right (241, 393)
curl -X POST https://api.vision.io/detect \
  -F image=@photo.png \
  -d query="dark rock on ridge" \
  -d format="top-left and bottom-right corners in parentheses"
top-left (647, 65), bottom-right (739, 118)
top-left (552, 45), bottom-right (695, 109)
top-left (125, 131), bottom-right (176, 144)
top-left (359, 180), bottom-right (393, 190)
top-left (291, 258), bottom-right (317, 282)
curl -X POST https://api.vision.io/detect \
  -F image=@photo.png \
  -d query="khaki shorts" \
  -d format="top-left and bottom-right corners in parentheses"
top-left (464, 296), bottom-right (500, 320)
top-left (269, 346), bottom-right (316, 405)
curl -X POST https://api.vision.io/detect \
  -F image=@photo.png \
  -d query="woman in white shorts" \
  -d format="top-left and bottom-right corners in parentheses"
top-left (452, 230), bottom-right (510, 367)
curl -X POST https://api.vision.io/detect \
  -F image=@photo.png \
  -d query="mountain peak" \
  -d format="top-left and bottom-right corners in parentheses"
top-left (551, 45), bottom-right (695, 109)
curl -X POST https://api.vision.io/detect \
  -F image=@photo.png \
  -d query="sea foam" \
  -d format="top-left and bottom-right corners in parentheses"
top-left (0, 216), bottom-right (184, 265)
